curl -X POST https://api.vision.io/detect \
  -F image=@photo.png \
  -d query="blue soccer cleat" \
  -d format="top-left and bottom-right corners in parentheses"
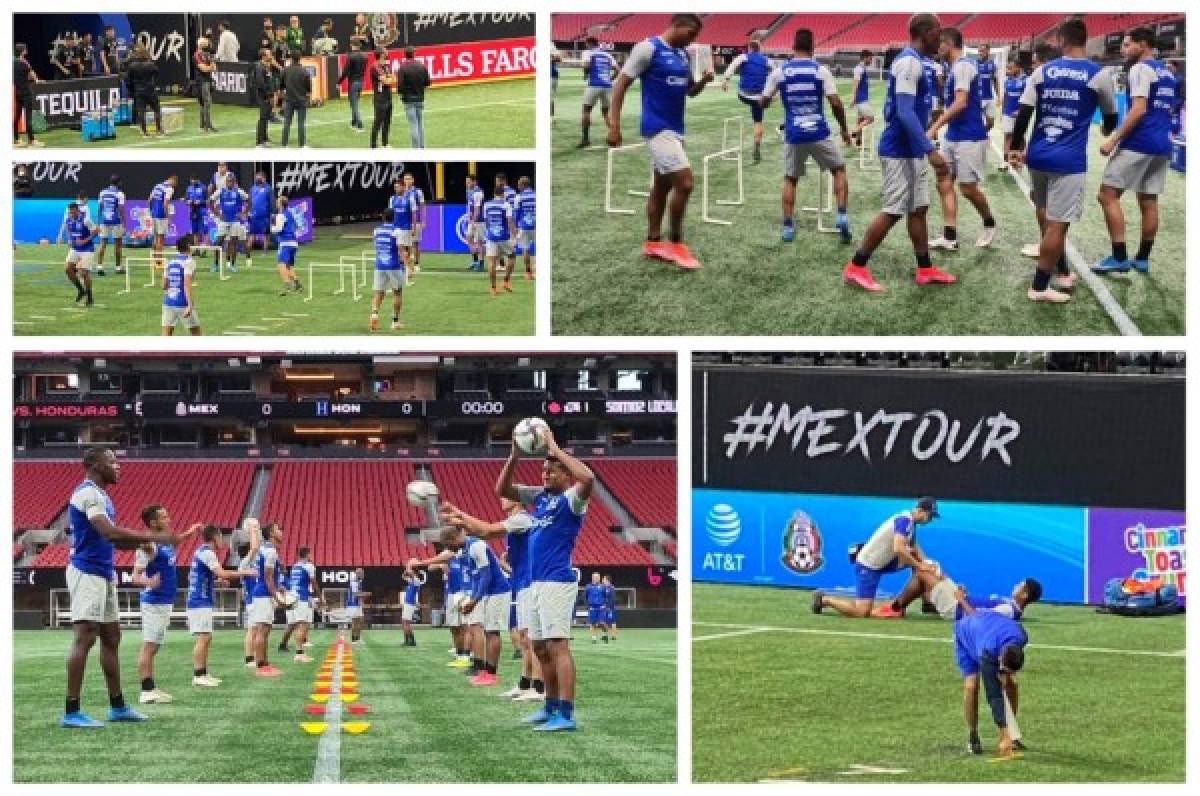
top-left (521, 707), bottom-right (554, 724)
top-left (781, 223), bottom-right (795, 243)
top-left (1091, 255), bottom-right (1130, 274)
top-left (107, 706), bottom-right (148, 722)
top-left (1130, 259), bottom-right (1150, 273)
top-left (60, 711), bottom-right (105, 729)
top-left (533, 715), bottom-right (577, 732)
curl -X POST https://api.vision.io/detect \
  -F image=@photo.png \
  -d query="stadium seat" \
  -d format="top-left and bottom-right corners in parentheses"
top-left (589, 459), bottom-right (677, 532)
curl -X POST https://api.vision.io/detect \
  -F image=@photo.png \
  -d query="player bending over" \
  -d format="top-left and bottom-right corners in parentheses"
top-left (953, 608), bottom-right (1028, 757)
top-left (187, 524), bottom-right (256, 687)
top-left (608, 13), bottom-right (713, 272)
top-left (131, 505), bottom-right (180, 704)
top-left (63, 203), bottom-right (97, 307)
top-left (721, 38), bottom-right (771, 163)
top-left (273, 197), bottom-right (303, 295)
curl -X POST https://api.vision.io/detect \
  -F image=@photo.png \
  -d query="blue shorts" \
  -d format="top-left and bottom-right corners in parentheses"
top-left (953, 620), bottom-right (979, 676)
top-left (190, 216), bottom-right (207, 236)
top-left (587, 607), bottom-right (607, 625)
top-left (277, 245), bottom-right (297, 267)
top-left (738, 92), bottom-right (764, 124)
top-left (607, 609), bottom-right (617, 625)
top-left (854, 559), bottom-right (899, 600)
top-left (247, 215), bottom-right (270, 236)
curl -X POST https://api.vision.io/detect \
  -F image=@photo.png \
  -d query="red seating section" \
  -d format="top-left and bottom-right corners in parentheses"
top-left (695, 15), bottom-right (783, 46)
top-left (763, 14), bottom-right (866, 52)
top-left (1077, 13), bottom-right (1184, 39)
top-left (594, 15), bottom-right (679, 46)
top-left (957, 14), bottom-right (1065, 42)
top-left (552, 14), bottom-right (623, 41)
top-left (13, 461), bottom-right (82, 532)
top-left (590, 459), bottom-right (677, 532)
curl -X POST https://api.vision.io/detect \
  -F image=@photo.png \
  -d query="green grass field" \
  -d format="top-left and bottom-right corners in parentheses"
top-left (12, 226), bottom-right (535, 336)
top-left (13, 625), bottom-right (676, 783)
top-left (552, 72), bottom-right (1186, 335)
top-left (692, 583), bottom-right (1185, 783)
top-left (33, 79), bottom-right (534, 149)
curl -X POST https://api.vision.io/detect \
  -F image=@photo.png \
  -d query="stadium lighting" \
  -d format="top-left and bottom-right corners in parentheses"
top-left (283, 372), bottom-right (337, 381)
top-left (293, 426), bottom-right (384, 435)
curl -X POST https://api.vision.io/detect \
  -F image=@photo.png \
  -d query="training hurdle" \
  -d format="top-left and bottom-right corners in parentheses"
top-left (800, 166), bottom-right (838, 233)
top-left (118, 245), bottom-right (226, 295)
top-left (605, 141), bottom-right (649, 215)
top-left (701, 147), bottom-right (744, 226)
top-left (857, 121), bottom-right (880, 171)
top-left (303, 252), bottom-right (374, 303)
top-left (722, 115), bottom-right (744, 156)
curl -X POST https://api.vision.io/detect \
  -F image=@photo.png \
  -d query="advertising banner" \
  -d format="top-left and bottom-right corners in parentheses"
top-left (693, 489), bottom-right (1088, 604)
top-left (340, 37), bottom-right (535, 93)
top-left (32, 76), bottom-right (123, 127)
top-left (211, 61), bottom-right (256, 106)
top-left (1086, 508), bottom-right (1186, 606)
top-left (119, 198), bottom-right (313, 246)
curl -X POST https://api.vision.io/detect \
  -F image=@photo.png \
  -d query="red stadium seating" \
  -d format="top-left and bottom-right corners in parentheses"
top-left (763, 14), bottom-right (869, 52)
top-left (1077, 13), bottom-right (1185, 39)
top-left (590, 459), bottom-right (677, 532)
top-left (957, 14), bottom-right (1065, 43)
top-left (552, 14), bottom-right (624, 42)
top-left (594, 15), bottom-right (683, 46)
top-left (694, 14), bottom-right (784, 47)
top-left (13, 461), bottom-right (84, 532)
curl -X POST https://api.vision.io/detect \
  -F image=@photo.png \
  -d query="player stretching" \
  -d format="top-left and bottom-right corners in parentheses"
top-left (390, 179), bottom-right (419, 287)
top-left (578, 38), bottom-right (616, 148)
top-left (998, 61), bottom-right (1028, 173)
top-left (1092, 27), bottom-right (1177, 276)
top-left (148, 176), bottom-right (176, 269)
top-left (498, 425), bottom-right (595, 731)
top-left (843, 13), bottom-right (956, 293)
top-left (369, 208), bottom-right (408, 331)
top-left (812, 497), bottom-right (940, 618)
top-left (585, 572), bottom-right (610, 643)
top-left (211, 174), bottom-right (248, 275)
top-left (131, 505), bottom-right (178, 705)
top-left (721, 38), bottom-right (771, 163)
top-left (61, 448), bottom-right (196, 728)
top-left (63, 203), bottom-right (97, 307)
top-left (161, 235), bottom-right (200, 336)
top-left (273, 197), bottom-right (303, 295)
top-left (953, 608), bottom-right (1028, 757)
top-left (926, 27), bottom-right (998, 251)
top-left (404, 172), bottom-right (426, 272)
top-left (482, 183), bottom-right (518, 296)
top-left (850, 50), bottom-right (877, 146)
top-left (278, 545), bottom-right (319, 662)
top-left (400, 572), bottom-right (419, 647)
top-left (603, 574), bottom-right (619, 641)
top-left (608, 13), bottom-right (713, 271)
top-left (465, 174), bottom-right (486, 272)
top-left (1008, 17), bottom-right (1117, 303)
top-left (762, 28), bottom-right (853, 244)
top-left (95, 176), bottom-right (126, 276)
top-left (515, 176), bottom-right (536, 279)
top-left (188, 524), bottom-right (256, 687)
top-left (248, 521), bottom-right (288, 676)
top-left (347, 568), bottom-right (372, 644)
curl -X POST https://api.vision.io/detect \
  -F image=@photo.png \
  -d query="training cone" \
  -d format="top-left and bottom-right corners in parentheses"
top-left (310, 693), bottom-right (330, 703)
top-left (313, 685), bottom-right (331, 694)
top-left (340, 680), bottom-right (358, 689)
top-left (345, 703), bottom-right (369, 715)
top-left (342, 722), bottom-right (370, 735)
top-left (300, 722), bottom-right (328, 735)
top-left (340, 693), bottom-right (359, 703)
top-left (303, 704), bottom-right (327, 716)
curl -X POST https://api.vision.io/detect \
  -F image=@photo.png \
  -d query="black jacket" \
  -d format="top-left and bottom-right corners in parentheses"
top-left (282, 62), bottom-right (312, 105)
top-left (250, 61), bottom-right (274, 99)
top-left (397, 59), bottom-right (431, 104)
top-left (340, 51), bottom-right (367, 84)
top-left (125, 58), bottom-right (159, 96)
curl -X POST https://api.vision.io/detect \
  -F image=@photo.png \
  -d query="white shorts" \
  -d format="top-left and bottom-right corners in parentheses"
top-left (583, 86), bottom-right (612, 110)
top-left (345, 605), bottom-right (363, 619)
top-left (187, 606), bottom-right (214, 635)
top-left (445, 593), bottom-right (464, 627)
top-left (1000, 114), bottom-right (1016, 135)
top-left (66, 565), bottom-right (118, 624)
top-left (929, 578), bottom-right (960, 621)
top-left (485, 239), bottom-right (515, 258)
top-left (161, 305), bottom-right (199, 329)
top-left (647, 129), bottom-right (690, 176)
top-left (516, 228), bottom-right (535, 250)
top-left (97, 223), bottom-right (125, 240)
top-left (395, 228), bottom-right (414, 246)
top-left (216, 221), bottom-right (246, 239)
top-left (66, 250), bottom-right (95, 270)
top-left (141, 602), bottom-right (172, 644)
top-left (529, 581), bottom-right (576, 641)
top-left (467, 600), bottom-right (484, 627)
top-left (288, 600), bottom-right (314, 624)
top-left (482, 593), bottom-right (508, 633)
top-left (401, 603), bottom-right (417, 622)
top-left (516, 586), bottom-right (535, 631)
top-left (248, 596), bottom-right (276, 625)
top-left (373, 269), bottom-right (405, 291)
top-left (470, 223), bottom-right (486, 243)
top-left (152, 218), bottom-right (170, 236)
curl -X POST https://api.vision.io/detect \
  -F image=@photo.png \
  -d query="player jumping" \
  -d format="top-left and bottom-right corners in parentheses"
top-left (721, 38), bottom-right (771, 163)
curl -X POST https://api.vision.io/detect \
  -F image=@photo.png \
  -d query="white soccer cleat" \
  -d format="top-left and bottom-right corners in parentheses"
top-left (975, 227), bottom-right (997, 248)
top-left (139, 688), bottom-right (174, 703)
top-left (245, 660), bottom-right (257, 668)
top-left (1020, 243), bottom-right (1040, 258)
top-left (1027, 287), bottom-right (1071, 304)
top-left (515, 688), bottom-right (543, 702)
top-left (928, 236), bottom-right (959, 252)
top-left (499, 685), bottom-right (522, 698)
top-left (1053, 273), bottom-right (1077, 291)
top-left (192, 675), bottom-right (222, 687)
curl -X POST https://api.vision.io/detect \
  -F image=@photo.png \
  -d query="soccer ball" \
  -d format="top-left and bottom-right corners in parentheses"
top-left (406, 479), bottom-right (439, 507)
top-left (513, 417), bottom-right (549, 455)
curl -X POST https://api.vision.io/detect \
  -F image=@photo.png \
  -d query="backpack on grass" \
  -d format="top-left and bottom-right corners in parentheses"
top-left (1098, 576), bottom-right (1181, 616)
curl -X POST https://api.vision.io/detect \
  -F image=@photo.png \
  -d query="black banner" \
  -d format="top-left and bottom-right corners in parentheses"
top-left (694, 366), bottom-right (1185, 510)
top-left (403, 12), bottom-right (535, 47)
top-left (14, 13), bottom-right (189, 88)
top-left (31, 76), bottom-right (122, 128)
top-left (211, 61), bottom-right (256, 106)
top-left (22, 160), bottom-right (232, 200)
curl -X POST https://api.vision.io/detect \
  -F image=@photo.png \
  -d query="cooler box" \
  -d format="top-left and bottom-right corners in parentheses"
top-left (81, 111), bottom-right (116, 142)
top-left (145, 106), bottom-right (185, 134)
top-left (114, 99), bottom-right (134, 125)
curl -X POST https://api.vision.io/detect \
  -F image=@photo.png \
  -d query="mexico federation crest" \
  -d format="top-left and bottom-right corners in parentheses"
top-left (781, 510), bottom-right (823, 574)
top-left (369, 14), bottom-right (401, 49)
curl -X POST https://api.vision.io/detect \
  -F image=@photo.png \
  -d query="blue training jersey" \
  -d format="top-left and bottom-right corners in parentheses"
top-left (467, 537), bottom-right (511, 598)
top-left (249, 183), bottom-right (273, 218)
top-left (373, 223), bottom-right (402, 270)
top-left (347, 575), bottom-right (362, 607)
top-left (584, 48), bottom-right (616, 89)
top-left (944, 57), bottom-right (987, 142)
top-left (1003, 75), bottom-right (1026, 117)
top-left (953, 610), bottom-right (1028, 666)
top-left (604, 583), bottom-right (616, 610)
top-left (879, 48), bottom-right (934, 159)
top-left (251, 542), bottom-right (283, 598)
top-left (289, 560), bottom-right (315, 600)
top-left (187, 544), bottom-right (219, 609)
top-left (391, 191), bottom-right (417, 231)
top-left (738, 51), bottom-right (770, 96)
top-left (772, 58), bottom-right (834, 145)
top-left (162, 255), bottom-right (193, 308)
top-left (631, 36), bottom-right (691, 138)
top-left (276, 211), bottom-right (298, 246)
top-left (458, 546), bottom-right (474, 594)
top-left (138, 543), bottom-right (176, 605)
top-left (67, 479), bottom-right (116, 578)
top-left (585, 583), bottom-right (606, 607)
top-left (149, 181), bottom-right (172, 219)
top-left (1122, 58), bottom-right (1177, 157)
top-left (516, 188), bottom-right (536, 231)
top-left (853, 62), bottom-right (870, 104)
top-left (445, 557), bottom-right (464, 593)
top-left (520, 485), bottom-right (588, 583)
top-left (67, 218), bottom-right (96, 252)
top-left (98, 185), bottom-right (124, 224)
top-left (215, 187), bottom-right (246, 222)
top-left (1025, 57), bottom-right (1111, 175)
top-left (955, 594), bottom-right (1024, 622)
top-left (481, 198), bottom-right (512, 242)
top-left (404, 581), bottom-right (420, 605)
top-left (975, 56), bottom-right (996, 100)
top-left (186, 183), bottom-right (208, 217)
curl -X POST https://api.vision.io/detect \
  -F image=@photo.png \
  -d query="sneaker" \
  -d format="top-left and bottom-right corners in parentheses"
top-left (278, 644), bottom-right (290, 653)
top-left (915, 266), bottom-right (957, 285)
top-left (502, 281), bottom-right (513, 293)
top-left (95, 268), bottom-right (106, 277)
top-left (1020, 243), bottom-right (1040, 258)
top-left (640, 240), bottom-right (673, 261)
top-left (192, 675), bottom-right (222, 687)
top-left (255, 665), bottom-right (283, 678)
top-left (928, 236), bottom-right (959, 251)
top-left (368, 314), bottom-right (380, 332)
top-left (976, 226), bottom-right (997, 248)
top-left (811, 589), bottom-right (824, 614)
top-left (138, 688), bottom-right (174, 704)
top-left (447, 657), bottom-right (470, 669)
top-left (661, 242), bottom-right (702, 271)
top-left (107, 706), bottom-right (148, 722)
top-left (752, 148), bottom-right (762, 164)
top-left (1130, 259), bottom-right (1150, 274)
top-left (515, 688), bottom-right (543, 702)
top-left (521, 707), bottom-right (555, 724)
top-left (245, 660), bottom-right (257, 669)
top-left (1091, 255), bottom-right (1130, 274)
top-left (1027, 287), bottom-right (1071, 303)
top-left (470, 672), bottom-right (499, 686)
top-left (390, 320), bottom-right (404, 331)
top-left (60, 711), bottom-right (105, 729)
top-left (500, 685), bottom-right (522, 698)
top-left (115, 267), bottom-right (125, 275)
top-left (1053, 273), bottom-right (1077, 291)
top-left (226, 265), bottom-right (238, 274)
top-left (533, 715), bottom-right (577, 732)
top-left (1013, 739), bottom-right (1028, 752)
top-left (968, 733), bottom-right (983, 755)
top-left (842, 264), bottom-right (884, 293)
top-left (871, 603), bottom-right (904, 619)
top-left (294, 654), bottom-right (313, 663)
top-left (781, 223), bottom-right (795, 243)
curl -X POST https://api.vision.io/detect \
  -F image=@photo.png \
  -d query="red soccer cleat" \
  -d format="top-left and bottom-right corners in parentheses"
top-left (255, 665), bottom-right (283, 678)
top-left (469, 671), bottom-right (499, 686)
top-left (641, 240), bottom-right (672, 261)
top-left (661, 242), bottom-right (702, 271)
top-left (843, 263), bottom-right (884, 292)
top-left (871, 603), bottom-right (905, 619)
top-left (915, 266), bottom-right (957, 285)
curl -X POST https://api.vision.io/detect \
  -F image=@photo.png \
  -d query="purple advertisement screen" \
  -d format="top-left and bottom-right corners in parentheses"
top-left (1087, 508), bottom-right (1186, 606)
top-left (121, 199), bottom-right (315, 245)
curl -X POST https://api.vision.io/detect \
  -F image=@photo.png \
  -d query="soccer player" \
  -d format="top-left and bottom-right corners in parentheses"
top-left (61, 448), bottom-right (196, 728)
top-left (95, 177), bottom-right (126, 276)
top-left (466, 174), bottom-right (487, 272)
top-left (579, 38), bottom-right (617, 148)
top-left (187, 524), bottom-right (256, 687)
top-left (482, 182), bottom-right (518, 296)
top-left (721, 38), bottom-right (772, 163)
top-left (1092, 27), bottom-right (1178, 275)
top-left (850, 50), bottom-right (877, 146)
top-left (974, 43), bottom-right (1000, 134)
top-left (442, 556), bottom-right (470, 667)
top-left (812, 496), bottom-right (941, 618)
top-left (404, 172), bottom-right (426, 272)
top-left (761, 28), bottom-right (853, 244)
top-left (842, 13), bottom-right (956, 293)
top-left (551, 47), bottom-right (561, 116)
top-left (953, 608), bottom-right (1028, 757)
top-left (131, 505), bottom-right (178, 704)
top-left (246, 172), bottom-right (274, 267)
top-left (185, 177), bottom-right (210, 257)
top-left (58, 192), bottom-right (91, 246)
top-left (400, 572), bottom-right (420, 647)
top-left (448, 525), bottom-right (512, 686)
top-left (370, 47), bottom-right (397, 149)
top-left (148, 176), bottom-right (177, 269)
top-left (603, 574), bottom-right (619, 641)
top-left (1008, 17), bottom-right (1118, 303)
top-left (926, 27), bottom-right (999, 251)
top-left (248, 521), bottom-right (289, 676)
top-left (515, 176), bottom-right (536, 279)
top-left (999, 60), bottom-right (1028, 172)
top-left (63, 203), bottom-right (97, 307)
top-left (876, 558), bottom-right (1043, 621)
top-left (212, 173), bottom-right (248, 275)
top-left (1017, 44), bottom-right (1061, 259)
top-left (369, 207), bottom-right (408, 332)
top-left (585, 572), bottom-right (610, 643)
top-left (272, 196), bottom-right (303, 295)
top-left (390, 179), bottom-right (419, 287)
top-left (240, 518), bottom-right (262, 668)
top-left (161, 235), bottom-right (200, 336)
top-left (279, 545), bottom-right (320, 662)
top-left (497, 424), bottom-right (595, 732)
top-left (347, 567), bottom-right (372, 644)
top-left (608, 13), bottom-right (714, 271)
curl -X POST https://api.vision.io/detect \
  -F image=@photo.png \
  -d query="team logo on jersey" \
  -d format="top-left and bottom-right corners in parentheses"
top-left (704, 504), bottom-right (741, 547)
top-left (781, 510), bottom-right (823, 575)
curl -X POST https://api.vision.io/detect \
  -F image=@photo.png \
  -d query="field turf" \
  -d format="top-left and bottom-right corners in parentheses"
top-left (13, 625), bottom-right (676, 783)
top-left (30, 79), bottom-right (535, 150)
top-left (552, 72), bottom-right (1186, 335)
top-left (12, 227), bottom-right (535, 336)
top-left (692, 583), bottom-right (1185, 783)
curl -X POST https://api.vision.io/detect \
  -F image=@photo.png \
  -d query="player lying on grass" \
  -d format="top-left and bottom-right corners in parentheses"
top-left (873, 561), bottom-right (1042, 621)
top-left (187, 524), bottom-right (256, 687)
top-left (812, 496), bottom-right (940, 618)
top-left (953, 608), bottom-right (1028, 757)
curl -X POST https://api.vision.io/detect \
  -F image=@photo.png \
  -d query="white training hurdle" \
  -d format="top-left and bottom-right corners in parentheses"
top-left (800, 166), bottom-right (838, 234)
top-left (858, 121), bottom-right (880, 171)
top-left (303, 251), bottom-right (373, 303)
top-left (118, 245), bottom-right (225, 295)
top-left (701, 148), bottom-right (744, 226)
top-left (605, 141), bottom-right (649, 215)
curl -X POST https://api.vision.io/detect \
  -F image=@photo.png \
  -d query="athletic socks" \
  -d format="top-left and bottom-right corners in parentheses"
top-left (1032, 269), bottom-right (1052, 291)
top-left (66, 697), bottom-right (81, 714)
top-left (519, 676), bottom-right (532, 690)
top-left (141, 677), bottom-right (155, 692)
top-left (559, 700), bottom-right (575, 720)
top-left (982, 217), bottom-right (996, 228)
top-left (1136, 239), bottom-right (1154, 261)
top-left (943, 226), bottom-right (957, 242)
top-left (485, 662), bottom-right (497, 675)
top-left (533, 679), bottom-right (545, 694)
top-left (1056, 256), bottom-right (1069, 276)
top-left (851, 250), bottom-right (870, 267)
top-left (109, 693), bottom-right (126, 710)
top-left (916, 252), bottom-right (932, 268)
top-left (1113, 241), bottom-right (1129, 262)
top-left (193, 668), bottom-right (207, 677)
top-left (544, 697), bottom-right (560, 715)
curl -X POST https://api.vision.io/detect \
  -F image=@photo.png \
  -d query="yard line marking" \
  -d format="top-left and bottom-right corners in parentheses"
top-left (838, 763), bottom-right (909, 775)
top-left (312, 641), bottom-right (344, 783)
top-left (692, 626), bottom-right (773, 643)
top-left (12, 321), bottom-right (34, 325)
top-left (234, 325), bottom-right (270, 331)
top-left (692, 622), bottom-right (1184, 658)
top-left (29, 315), bottom-right (57, 321)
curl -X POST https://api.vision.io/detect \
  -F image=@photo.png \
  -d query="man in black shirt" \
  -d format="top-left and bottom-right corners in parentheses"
top-left (193, 38), bottom-right (217, 133)
top-left (14, 165), bottom-right (34, 198)
top-left (79, 33), bottom-right (97, 76)
top-left (398, 46), bottom-right (432, 148)
top-left (351, 13), bottom-right (375, 55)
top-left (271, 28), bottom-right (290, 122)
top-left (259, 18), bottom-right (276, 55)
top-left (280, 52), bottom-right (312, 148)
top-left (339, 38), bottom-right (368, 132)
top-left (100, 26), bottom-right (120, 75)
top-left (370, 48), bottom-right (397, 148)
top-left (251, 48), bottom-right (276, 147)
top-left (125, 45), bottom-right (163, 136)
top-left (13, 44), bottom-right (43, 148)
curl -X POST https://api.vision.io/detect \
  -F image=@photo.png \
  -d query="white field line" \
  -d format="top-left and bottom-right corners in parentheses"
top-left (312, 642), bottom-right (344, 783)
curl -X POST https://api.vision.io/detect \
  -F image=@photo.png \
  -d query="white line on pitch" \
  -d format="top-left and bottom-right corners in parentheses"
top-left (692, 627), bottom-right (773, 643)
top-left (312, 641), bottom-right (344, 783)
